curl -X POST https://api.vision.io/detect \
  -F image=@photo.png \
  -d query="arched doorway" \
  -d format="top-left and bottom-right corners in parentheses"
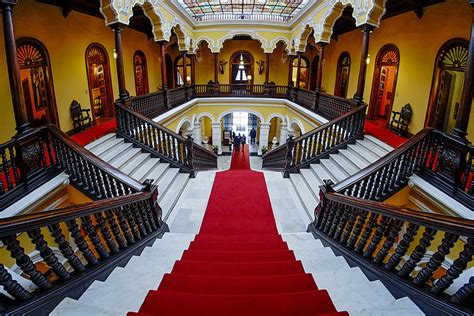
top-left (133, 50), bottom-right (149, 96)
top-left (292, 56), bottom-right (310, 89)
top-left (334, 52), bottom-right (351, 98)
top-left (425, 39), bottom-right (469, 133)
top-left (230, 51), bottom-right (254, 84)
top-left (85, 43), bottom-right (114, 120)
top-left (165, 54), bottom-right (174, 88)
top-left (368, 45), bottom-right (400, 125)
top-left (17, 38), bottom-right (59, 127)
top-left (309, 56), bottom-right (319, 91)
top-left (175, 55), bottom-right (191, 86)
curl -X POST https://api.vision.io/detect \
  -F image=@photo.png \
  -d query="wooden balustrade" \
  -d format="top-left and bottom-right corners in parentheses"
top-left (309, 184), bottom-right (474, 315)
top-left (115, 103), bottom-right (217, 176)
top-left (167, 86), bottom-right (189, 108)
top-left (194, 84), bottom-right (287, 98)
top-left (262, 105), bottom-right (367, 175)
top-left (316, 92), bottom-right (359, 120)
top-left (0, 186), bottom-right (167, 314)
top-left (126, 90), bottom-right (166, 119)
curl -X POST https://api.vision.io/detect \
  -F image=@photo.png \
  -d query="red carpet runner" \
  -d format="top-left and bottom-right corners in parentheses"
top-left (130, 145), bottom-right (347, 316)
top-left (70, 118), bottom-right (116, 146)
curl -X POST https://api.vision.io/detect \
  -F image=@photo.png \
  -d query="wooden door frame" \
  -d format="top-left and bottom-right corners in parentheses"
top-left (334, 51), bottom-right (351, 98)
top-left (133, 50), bottom-right (149, 95)
top-left (368, 44), bottom-right (400, 122)
top-left (85, 42), bottom-right (115, 121)
top-left (424, 38), bottom-right (469, 128)
top-left (229, 50), bottom-right (254, 84)
top-left (17, 37), bottom-right (60, 128)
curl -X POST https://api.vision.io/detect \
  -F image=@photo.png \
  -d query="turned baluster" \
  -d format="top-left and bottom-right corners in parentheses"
top-left (115, 206), bottom-right (135, 244)
top-left (375, 167), bottom-right (388, 200)
top-left (363, 215), bottom-right (390, 259)
top-left (385, 223), bottom-right (419, 271)
top-left (374, 219), bottom-right (403, 265)
top-left (450, 276), bottom-right (474, 305)
top-left (328, 203), bottom-right (343, 237)
top-left (347, 210), bottom-right (368, 249)
top-left (142, 199), bottom-right (158, 231)
top-left (413, 232), bottom-right (459, 286)
top-left (2, 150), bottom-right (12, 189)
top-left (0, 263), bottom-right (31, 301)
top-left (389, 158), bottom-right (402, 190)
top-left (333, 205), bottom-right (350, 241)
top-left (48, 223), bottom-right (86, 273)
top-left (151, 126), bottom-right (158, 151)
top-left (430, 237), bottom-right (474, 294)
top-left (355, 213), bottom-right (378, 254)
top-left (398, 227), bottom-right (437, 278)
top-left (125, 204), bottom-right (142, 240)
top-left (27, 228), bottom-right (71, 280)
top-left (9, 147), bottom-right (19, 183)
top-left (95, 167), bottom-right (108, 199)
top-left (368, 171), bottom-right (382, 200)
top-left (158, 130), bottom-right (165, 154)
top-left (323, 202), bottom-right (337, 234)
top-left (94, 212), bottom-right (119, 254)
top-left (80, 215), bottom-right (110, 260)
top-left (104, 209), bottom-right (128, 249)
top-left (131, 202), bottom-right (148, 237)
top-left (66, 219), bottom-right (98, 266)
top-left (137, 201), bottom-right (153, 234)
top-left (363, 174), bottom-right (375, 200)
top-left (2, 235), bottom-right (52, 290)
top-left (340, 207), bottom-right (358, 244)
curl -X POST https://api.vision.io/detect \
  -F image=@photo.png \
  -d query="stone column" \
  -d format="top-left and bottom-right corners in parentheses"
top-left (192, 120), bottom-right (201, 145)
top-left (279, 123), bottom-right (288, 146)
top-left (113, 23), bottom-right (129, 100)
top-left (315, 43), bottom-right (326, 92)
top-left (211, 122), bottom-right (222, 155)
top-left (258, 123), bottom-right (271, 155)
top-left (354, 24), bottom-right (374, 102)
top-left (453, 2), bottom-right (474, 140)
top-left (2, 1), bottom-right (29, 133)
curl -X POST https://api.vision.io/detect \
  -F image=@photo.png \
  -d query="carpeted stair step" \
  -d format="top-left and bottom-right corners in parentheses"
top-left (188, 240), bottom-right (289, 251)
top-left (158, 273), bottom-right (318, 295)
top-left (131, 290), bottom-right (346, 316)
top-left (171, 260), bottom-right (305, 276)
top-left (181, 249), bottom-right (297, 262)
top-left (194, 234), bottom-right (283, 243)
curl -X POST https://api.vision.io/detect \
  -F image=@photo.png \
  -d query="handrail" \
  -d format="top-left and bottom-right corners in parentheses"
top-left (309, 182), bottom-right (474, 313)
top-left (0, 184), bottom-right (166, 314)
top-left (126, 90), bottom-right (166, 119)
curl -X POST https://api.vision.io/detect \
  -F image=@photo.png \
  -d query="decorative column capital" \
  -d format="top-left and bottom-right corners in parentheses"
top-left (359, 24), bottom-right (375, 33)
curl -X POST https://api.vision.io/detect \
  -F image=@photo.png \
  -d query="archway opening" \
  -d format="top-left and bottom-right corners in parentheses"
top-left (268, 117), bottom-right (283, 150)
top-left (175, 55), bottom-right (192, 86)
top-left (220, 111), bottom-right (261, 155)
top-left (178, 120), bottom-right (192, 137)
top-left (230, 51), bottom-right (254, 85)
top-left (368, 45), bottom-right (400, 126)
top-left (292, 56), bottom-right (310, 89)
top-left (425, 39), bottom-right (469, 133)
top-left (17, 38), bottom-right (59, 128)
top-left (290, 122), bottom-right (302, 138)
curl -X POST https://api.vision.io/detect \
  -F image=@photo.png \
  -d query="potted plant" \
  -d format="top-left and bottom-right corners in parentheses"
top-left (212, 145), bottom-right (219, 155)
top-left (261, 146), bottom-right (268, 155)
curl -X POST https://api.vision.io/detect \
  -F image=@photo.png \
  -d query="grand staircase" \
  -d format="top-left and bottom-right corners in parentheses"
top-left (288, 135), bottom-right (392, 218)
top-left (85, 133), bottom-right (190, 220)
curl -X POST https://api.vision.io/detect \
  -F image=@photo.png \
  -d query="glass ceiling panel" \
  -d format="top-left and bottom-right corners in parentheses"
top-left (178, 0), bottom-right (308, 22)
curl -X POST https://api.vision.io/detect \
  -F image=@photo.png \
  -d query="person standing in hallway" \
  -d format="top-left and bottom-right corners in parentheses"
top-left (241, 135), bottom-right (246, 151)
top-left (250, 128), bottom-right (256, 145)
top-left (233, 133), bottom-right (241, 152)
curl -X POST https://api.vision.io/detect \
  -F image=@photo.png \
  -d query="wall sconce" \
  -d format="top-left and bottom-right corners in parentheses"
top-left (247, 75), bottom-right (252, 82)
top-left (366, 54), bottom-right (371, 65)
top-left (256, 60), bottom-right (265, 75)
top-left (186, 76), bottom-right (191, 83)
top-left (113, 49), bottom-right (117, 59)
top-left (219, 60), bottom-right (228, 74)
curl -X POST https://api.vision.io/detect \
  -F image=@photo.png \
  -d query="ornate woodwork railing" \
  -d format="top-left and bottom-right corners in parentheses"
top-left (316, 93), bottom-right (360, 120)
top-left (309, 184), bottom-right (474, 315)
top-left (125, 90), bottom-right (166, 119)
top-left (115, 103), bottom-right (217, 176)
top-left (0, 126), bottom-right (144, 211)
top-left (262, 105), bottom-right (367, 176)
top-left (333, 128), bottom-right (473, 208)
top-left (0, 185), bottom-right (167, 314)
top-left (167, 86), bottom-right (193, 108)
top-left (194, 84), bottom-right (287, 98)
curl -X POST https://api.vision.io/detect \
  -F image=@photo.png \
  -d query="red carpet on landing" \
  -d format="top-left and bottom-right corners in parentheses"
top-left (129, 145), bottom-right (347, 316)
top-left (364, 119), bottom-right (407, 148)
top-left (70, 118), bottom-right (117, 146)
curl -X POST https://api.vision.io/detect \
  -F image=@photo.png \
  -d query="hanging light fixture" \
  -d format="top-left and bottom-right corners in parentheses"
top-left (366, 53), bottom-right (371, 65)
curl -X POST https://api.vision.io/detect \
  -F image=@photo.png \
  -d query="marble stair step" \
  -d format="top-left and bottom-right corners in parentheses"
top-left (282, 234), bottom-right (324, 250)
top-left (142, 162), bottom-right (169, 183)
top-left (350, 297), bottom-right (424, 316)
top-left (111, 147), bottom-right (142, 168)
top-left (282, 232), bottom-right (321, 241)
top-left (320, 159), bottom-right (350, 183)
top-left (160, 173), bottom-right (190, 221)
top-left (51, 297), bottom-right (119, 316)
top-left (338, 149), bottom-right (370, 171)
top-left (100, 142), bottom-right (132, 163)
top-left (159, 232), bottom-right (197, 243)
top-left (289, 174), bottom-right (318, 218)
top-left (347, 144), bottom-right (378, 164)
top-left (131, 158), bottom-right (161, 182)
top-left (310, 163), bottom-right (337, 184)
top-left (300, 168), bottom-right (323, 197)
top-left (91, 137), bottom-right (123, 157)
top-left (311, 266), bottom-right (371, 292)
top-left (329, 154), bottom-right (360, 176)
top-left (155, 168), bottom-right (180, 199)
top-left (364, 135), bottom-right (394, 152)
top-left (120, 153), bottom-right (150, 175)
top-left (292, 247), bottom-right (336, 262)
top-left (356, 139), bottom-right (389, 159)
top-left (300, 256), bottom-right (350, 274)
top-left (84, 133), bottom-right (115, 151)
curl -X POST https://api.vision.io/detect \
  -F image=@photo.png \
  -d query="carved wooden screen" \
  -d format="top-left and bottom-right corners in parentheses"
top-left (134, 50), bottom-right (149, 95)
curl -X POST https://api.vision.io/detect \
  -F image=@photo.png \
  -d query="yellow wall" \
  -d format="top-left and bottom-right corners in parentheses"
top-left (0, 0), bottom-right (162, 142)
top-left (322, 0), bottom-right (473, 141)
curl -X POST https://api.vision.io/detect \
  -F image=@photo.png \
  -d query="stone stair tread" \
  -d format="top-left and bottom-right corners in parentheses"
top-left (155, 168), bottom-right (180, 197)
top-left (289, 174), bottom-right (318, 217)
top-left (311, 267), bottom-right (371, 292)
top-left (101, 142), bottom-right (132, 163)
top-left (320, 159), bottom-right (349, 182)
top-left (300, 169), bottom-right (323, 197)
top-left (347, 144), bottom-right (378, 163)
top-left (51, 297), bottom-right (120, 316)
top-left (120, 153), bottom-right (150, 175)
top-left (292, 247), bottom-right (335, 261)
top-left (330, 154), bottom-right (359, 176)
top-left (356, 139), bottom-right (389, 159)
top-left (91, 137), bottom-right (123, 157)
top-left (111, 147), bottom-right (142, 168)
top-left (160, 173), bottom-right (190, 220)
top-left (364, 135), bottom-right (394, 152)
top-left (144, 163), bottom-right (169, 183)
top-left (300, 256), bottom-right (350, 274)
top-left (347, 297), bottom-right (424, 316)
top-left (131, 158), bottom-right (161, 182)
top-left (84, 133), bottom-right (115, 151)
top-left (338, 149), bottom-right (370, 171)
top-left (310, 164), bottom-right (337, 184)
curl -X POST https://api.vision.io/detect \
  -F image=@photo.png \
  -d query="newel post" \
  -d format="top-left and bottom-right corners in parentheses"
top-left (143, 179), bottom-right (163, 228)
top-left (283, 135), bottom-right (295, 178)
top-left (314, 179), bottom-right (334, 228)
top-left (185, 135), bottom-right (195, 178)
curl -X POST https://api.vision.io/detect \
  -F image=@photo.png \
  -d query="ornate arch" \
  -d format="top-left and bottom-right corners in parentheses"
top-left (289, 118), bottom-right (306, 134)
top-left (175, 117), bottom-right (193, 134)
top-left (216, 108), bottom-right (265, 124)
top-left (266, 113), bottom-right (287, 125)
top-left (196, 112), bottom-right (217, 123)
top-left (216, 30), bottom-right (268, 53)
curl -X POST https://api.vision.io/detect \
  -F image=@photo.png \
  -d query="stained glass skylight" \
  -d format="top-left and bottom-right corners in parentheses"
top-left (177, 0), bottom-right (308, 22)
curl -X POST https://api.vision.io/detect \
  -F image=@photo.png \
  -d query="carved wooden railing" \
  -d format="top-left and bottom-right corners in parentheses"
top-left (167, 86), bottom-right (193, 108)
top-left (333, 128), bottom-right (473, 208)
top-left (309, 184), bottom-right (474, 315)
top-left (125, 90), bottom-right (166, 119)
top-left (0, 126), bottom-right (144, 211)
top-left (316, 92), bottom-right (360, 120)
top-left (194, 84), bottom-right (288, 98)
top-left (0, 185), bottom-right (167, 314)
top-left (116, 103), bottom-right (217, 176)
top-left (262, 105), bottom-right (367, 176)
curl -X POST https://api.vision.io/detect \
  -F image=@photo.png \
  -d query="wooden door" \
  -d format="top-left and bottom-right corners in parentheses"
top-left (432, 70), bottom-right (453, 129)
